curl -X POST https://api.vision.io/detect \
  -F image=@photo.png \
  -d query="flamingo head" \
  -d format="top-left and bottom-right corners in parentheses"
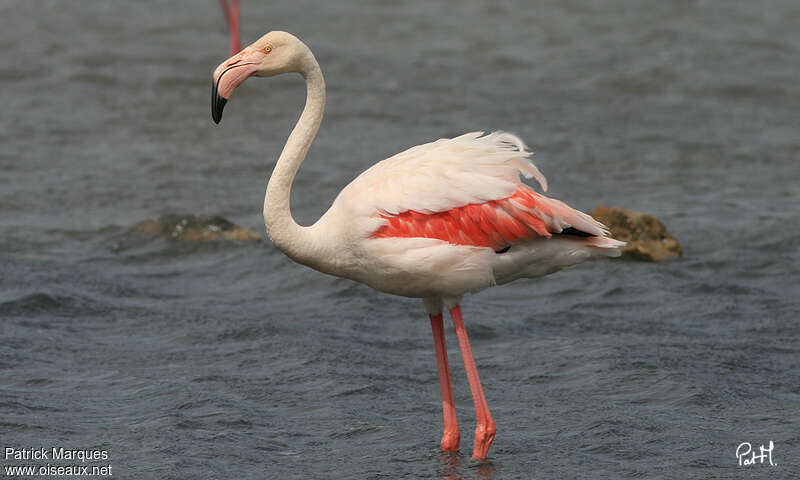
top-left (212, 31), bottom-right (311, 123)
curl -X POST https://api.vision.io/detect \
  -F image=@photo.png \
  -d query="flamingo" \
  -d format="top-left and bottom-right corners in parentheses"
top-left (211, 31), bottom-right (624, 461)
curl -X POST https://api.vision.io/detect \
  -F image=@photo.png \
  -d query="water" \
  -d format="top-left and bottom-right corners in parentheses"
top-left (2, 1), bottom-right (799, 478)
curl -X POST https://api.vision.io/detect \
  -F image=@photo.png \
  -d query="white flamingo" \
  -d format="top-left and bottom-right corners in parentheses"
top-left (211, 31), bottom-right (623, 461)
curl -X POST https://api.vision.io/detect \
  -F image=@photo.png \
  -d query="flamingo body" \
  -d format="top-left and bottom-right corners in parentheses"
top-left (301, 131), bottom-right (622, 300)
top-left (211, 31), bottom-right (623, 461)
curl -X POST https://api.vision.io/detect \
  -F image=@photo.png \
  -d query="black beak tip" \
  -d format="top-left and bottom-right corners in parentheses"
top-left (211, 79), bottom-right (226, 124)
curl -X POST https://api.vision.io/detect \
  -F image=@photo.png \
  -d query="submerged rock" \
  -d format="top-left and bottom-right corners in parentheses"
top-left (590, 206), bottom-right (681, 262)
top-left (126, 215), bottom-right (262, 243)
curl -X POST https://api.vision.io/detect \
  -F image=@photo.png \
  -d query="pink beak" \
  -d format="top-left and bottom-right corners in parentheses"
top-left (211, 47), bottom-right (267, 123)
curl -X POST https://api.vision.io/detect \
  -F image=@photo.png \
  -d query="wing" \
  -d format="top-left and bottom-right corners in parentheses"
top-left (332, 131), bottom-right (618, 249)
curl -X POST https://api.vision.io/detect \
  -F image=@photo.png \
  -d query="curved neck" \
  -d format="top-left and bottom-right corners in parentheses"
top-left (263, 56), bottom-right (325, 265)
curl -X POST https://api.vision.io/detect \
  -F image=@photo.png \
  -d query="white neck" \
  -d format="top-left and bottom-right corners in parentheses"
top-left (263, 53), bottom-right (326, 267)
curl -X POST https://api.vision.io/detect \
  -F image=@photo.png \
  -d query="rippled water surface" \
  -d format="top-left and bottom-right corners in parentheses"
top-left (2, 1), bottom-right (799, 478)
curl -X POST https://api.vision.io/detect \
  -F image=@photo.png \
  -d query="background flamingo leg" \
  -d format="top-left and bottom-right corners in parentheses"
top-left (429, 313), bottom-right (460, 452)
top-left (449, 305), bottom-right (496, 461)
top-left (218, 0), bottom-right (242, 55)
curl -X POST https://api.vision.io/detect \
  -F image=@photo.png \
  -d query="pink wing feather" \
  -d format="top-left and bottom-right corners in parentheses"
top-left (372, 187), bottom-right (614, 250)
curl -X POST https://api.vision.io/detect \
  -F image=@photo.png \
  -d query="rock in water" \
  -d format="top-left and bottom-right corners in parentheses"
top-left (590, 206), bottom-right (681, 262)
top-left (127, 215), bottom-right (261, 243)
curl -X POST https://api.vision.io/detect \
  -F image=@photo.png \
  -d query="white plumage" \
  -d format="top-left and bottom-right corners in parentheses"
top-left (314, 130), bottom-right (621, 301)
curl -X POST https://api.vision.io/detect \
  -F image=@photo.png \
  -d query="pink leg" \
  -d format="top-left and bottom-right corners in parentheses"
top-left (218, 0), bottom-right (243, 55)
top-left (450, 305), bottom-right (496, 461)
top-left (430, 313), bottom-right (460, 452)
top-left (229, 0), bottom-right (242, 54)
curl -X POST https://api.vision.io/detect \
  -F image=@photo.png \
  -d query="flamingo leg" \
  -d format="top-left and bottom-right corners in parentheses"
top-left (218, 0), bottom-right (243, 55)
top-left (229, 0), bottom-right (242, 54)
top-left (449, 304), bottom-right (496, 461)
top-left (429, 313), bottom-right (460, 452)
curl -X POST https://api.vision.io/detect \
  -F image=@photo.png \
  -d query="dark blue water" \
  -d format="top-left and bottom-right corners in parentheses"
top-left (2, 1), bottom-right (799, 478)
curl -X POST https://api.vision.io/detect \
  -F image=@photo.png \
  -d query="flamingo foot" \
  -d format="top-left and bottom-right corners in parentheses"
top-left (441, 428), bottom-right (460, 452)
top-left (471, 421), bottom-right (496, 461)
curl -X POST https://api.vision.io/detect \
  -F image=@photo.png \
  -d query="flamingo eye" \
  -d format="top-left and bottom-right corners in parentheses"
top-left (263, 45), bottom-right (273, 53)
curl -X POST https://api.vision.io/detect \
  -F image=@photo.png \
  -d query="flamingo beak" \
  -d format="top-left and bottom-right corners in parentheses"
top-left (211, 47), bottom-right (267, 124)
